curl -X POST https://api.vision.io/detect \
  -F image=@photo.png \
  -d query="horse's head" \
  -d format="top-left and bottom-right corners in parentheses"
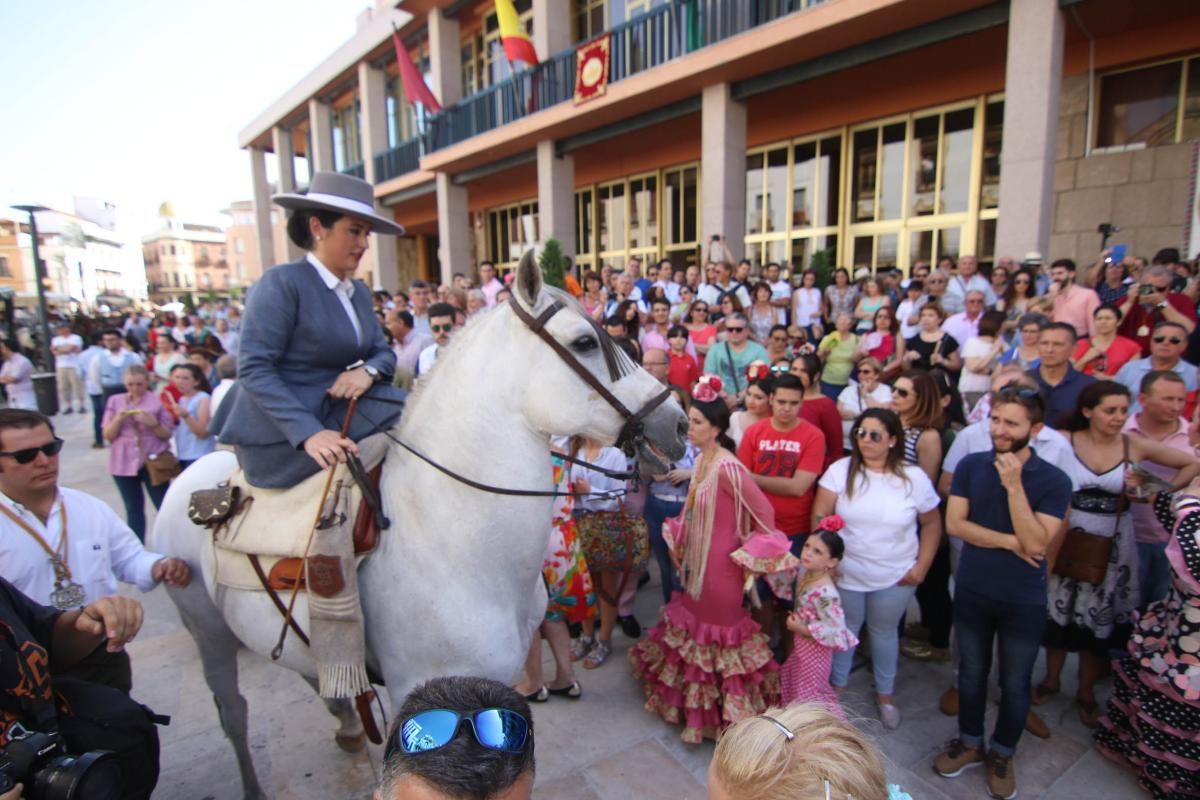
top-left (506, 250), bottom-right (687, 468)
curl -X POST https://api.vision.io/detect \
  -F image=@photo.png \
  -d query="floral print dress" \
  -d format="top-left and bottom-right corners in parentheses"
top-left (541, 453), bottom-right (596, 625)
top-left (780, 579), bottom-right (858, 715)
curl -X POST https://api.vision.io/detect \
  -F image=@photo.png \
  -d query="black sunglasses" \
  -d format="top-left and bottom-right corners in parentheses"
top-left (855, 428), bottom-right (885, 443)
top-left (893, 387), bottom-right (911, 398)
top-left (0, 438), bottom-right (64, 464)
top-left (995, 386), bottom-right (1040, 400)
top-left (726, 326), bottom-right (747, 333)
top-left (1153, 335), bottom-right (1184, 345)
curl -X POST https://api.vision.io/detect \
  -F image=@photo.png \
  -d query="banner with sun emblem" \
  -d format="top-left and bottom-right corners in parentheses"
top-left (574, 33), bottom-right (611, 105)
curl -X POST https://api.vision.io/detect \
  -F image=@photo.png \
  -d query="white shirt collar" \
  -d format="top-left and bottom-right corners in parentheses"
top-left (307, 253), bottom-right (354, 295)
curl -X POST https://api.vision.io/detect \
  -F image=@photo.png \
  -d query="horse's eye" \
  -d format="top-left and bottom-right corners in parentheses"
top-left (572, 335), bottom-right (598, 353)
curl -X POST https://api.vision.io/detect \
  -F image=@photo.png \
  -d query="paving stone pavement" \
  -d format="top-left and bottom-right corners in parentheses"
top-left (48, 411), bottom-right (1143, 799)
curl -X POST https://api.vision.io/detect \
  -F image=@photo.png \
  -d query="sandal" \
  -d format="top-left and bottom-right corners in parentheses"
top-left (570, 635), bottom-right (595, 662)
top-left (582, 639), bottom-right (612, 669)
top-left (547, 680), bottom-right (583, 699)
top-left (523, 686), bottom-right (549, 703)
top-left (1032, 683), bottom-right (1060, 706)
top-left (1076, 698), bottom-right (1101, 728)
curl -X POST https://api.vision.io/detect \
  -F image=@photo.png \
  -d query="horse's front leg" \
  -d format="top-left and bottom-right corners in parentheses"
top-left (301, 676), bottom-right (367, 752)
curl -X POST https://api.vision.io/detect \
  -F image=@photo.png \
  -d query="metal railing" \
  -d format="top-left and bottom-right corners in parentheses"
top-left (375, 138), bottom-right (424, 182)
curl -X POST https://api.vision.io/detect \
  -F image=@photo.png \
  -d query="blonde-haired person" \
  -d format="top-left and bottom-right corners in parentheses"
top-left (708, 704), bottom-right (912, 800)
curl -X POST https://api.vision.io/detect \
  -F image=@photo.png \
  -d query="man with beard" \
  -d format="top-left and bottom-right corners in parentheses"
top-left (935, 387), bottom-right (1071, 800)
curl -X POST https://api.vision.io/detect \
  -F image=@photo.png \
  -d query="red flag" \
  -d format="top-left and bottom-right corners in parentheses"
top-left (392, 26), bottom-right (442, 112)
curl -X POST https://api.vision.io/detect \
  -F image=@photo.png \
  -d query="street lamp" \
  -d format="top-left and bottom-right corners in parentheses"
top-left (11, 203), bottom-right (58, 414)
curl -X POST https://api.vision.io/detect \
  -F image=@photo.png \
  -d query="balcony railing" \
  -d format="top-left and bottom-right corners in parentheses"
top-left (423, 0), bottom-right (823, 153)
top-left (375, 138), bottom-right (424, 182)
top-left (340, 162), bottom-right (366, 179)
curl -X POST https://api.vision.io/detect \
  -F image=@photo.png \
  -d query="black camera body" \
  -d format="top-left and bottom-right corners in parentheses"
top-left (0, 724), bottom-right (122, 800)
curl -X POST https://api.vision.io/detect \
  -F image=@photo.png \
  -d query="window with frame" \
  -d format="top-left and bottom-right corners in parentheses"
top-left (574, 0), bottom-right (606, 43)
top-left (0, 257), bottom-right (9, 278)
top-left (332, 99), bottom-right (362, 171)
top-left (387, 46), bottom-right (431, 146)
top-left (1096, 55), bottom-right (1199, 148)
top-left (487, 199), bottom-right (539, 272)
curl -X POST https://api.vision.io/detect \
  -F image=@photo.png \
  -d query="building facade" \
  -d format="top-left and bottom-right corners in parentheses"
top-left (240, 0), bottom-right (1200, 289)
top-left (142, 206), bottom-right (229, 304)
top-left (223, 200), bottom-right (290, 289)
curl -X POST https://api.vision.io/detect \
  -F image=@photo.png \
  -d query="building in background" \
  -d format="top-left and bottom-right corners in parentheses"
top-left (142, 203), bottom-right (228, 304)
top-left (239, 0), bottom-right (1200, 282)
top-left (223, 200), bottom-right (289, 288)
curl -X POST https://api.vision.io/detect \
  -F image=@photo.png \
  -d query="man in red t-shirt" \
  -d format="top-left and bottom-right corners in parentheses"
top-left (737, 372), bottom-right (825, 539)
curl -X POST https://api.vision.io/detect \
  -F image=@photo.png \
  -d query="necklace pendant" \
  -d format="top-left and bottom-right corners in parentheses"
top-left (50, 579), bottom-right (86, 610)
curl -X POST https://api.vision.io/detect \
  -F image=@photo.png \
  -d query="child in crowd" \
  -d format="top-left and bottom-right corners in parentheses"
top-left (708, 703), bottom-right (911, 800)
top-left (780, 523), bottom-right (857, 715)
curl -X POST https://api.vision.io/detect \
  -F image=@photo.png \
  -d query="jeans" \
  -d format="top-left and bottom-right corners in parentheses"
top-left (644, 493), bottom-right (684, 604)
top-left (90, 394), bottom-right (105, 445)
top-left (113, 468), bottom-right (168, 541)
top-left (819, 380), bottom-right (846, 402)
top-left (1137, 540), bottom-right (1171, 609)
top-left (954, 586), bottom-right (1046, 757)
top-left (831, 582), bottom-right (917, 695)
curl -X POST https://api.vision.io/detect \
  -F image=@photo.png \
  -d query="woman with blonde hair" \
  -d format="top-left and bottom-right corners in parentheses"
top-left (708, 704), bottom-right (911, 800)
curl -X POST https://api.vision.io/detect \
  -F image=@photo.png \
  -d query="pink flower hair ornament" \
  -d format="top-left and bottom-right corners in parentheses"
top-left (691, 374), bottom-right (724, 404)
top-left (817, 514), bottom-right (845, 533)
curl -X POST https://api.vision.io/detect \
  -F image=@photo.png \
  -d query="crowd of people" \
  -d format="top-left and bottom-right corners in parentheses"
top-left (3, 166), bottom-right (1199, 799)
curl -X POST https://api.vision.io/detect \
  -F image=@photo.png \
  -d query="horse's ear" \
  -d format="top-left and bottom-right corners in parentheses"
top-left (515, 248), bottom-right (543, 308)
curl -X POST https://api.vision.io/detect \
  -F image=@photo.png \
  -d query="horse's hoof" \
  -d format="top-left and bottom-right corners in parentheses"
top-left (336, 732), bottom-right (367, 753)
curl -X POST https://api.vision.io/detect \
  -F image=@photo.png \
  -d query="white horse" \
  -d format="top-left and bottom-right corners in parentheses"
top-left (151, 252), bottom-right (688, 799)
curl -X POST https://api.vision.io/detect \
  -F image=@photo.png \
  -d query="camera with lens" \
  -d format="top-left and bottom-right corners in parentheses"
top-left (0, 724), bottom-right (122, 800)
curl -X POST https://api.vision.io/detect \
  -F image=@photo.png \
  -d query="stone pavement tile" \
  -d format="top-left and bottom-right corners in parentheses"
top-left (881, 753), bottom-right (953, 800)
top-left (583, 737), bottom-right (706, 800)
top-left (534, 773), bottom-right (605, 800)
top-left (653, 729), bottom-right (715, 786)
top-left (1046, 747), bottom-right (1142, 800)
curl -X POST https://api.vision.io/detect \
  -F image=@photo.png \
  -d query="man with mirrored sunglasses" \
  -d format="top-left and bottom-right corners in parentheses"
top-left (0, 409), bottom-right (190, 694)
top-left (378, 676), bottom-right (534, 800)
top-left (1113, 320), bottom-right (1198, 414)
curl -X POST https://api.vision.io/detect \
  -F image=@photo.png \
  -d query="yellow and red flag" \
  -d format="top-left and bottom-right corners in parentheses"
top-left (495, 0), bottom-right (538, 65)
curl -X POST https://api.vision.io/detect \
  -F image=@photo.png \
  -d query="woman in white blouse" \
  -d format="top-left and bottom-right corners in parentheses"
top-left (791, 269), bottom-right (823, 341)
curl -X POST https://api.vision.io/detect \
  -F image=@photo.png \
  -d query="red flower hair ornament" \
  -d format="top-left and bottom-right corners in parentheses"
top-left (818, 515), bottom-right (845, 533)
top-left (744, 360), bottom-right (770, 383)
top-left (691, 374), bottom-right (724, 404)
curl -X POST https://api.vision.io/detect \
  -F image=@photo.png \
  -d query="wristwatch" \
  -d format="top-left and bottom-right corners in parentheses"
top-left (345, 360), bottom-right (379, 381)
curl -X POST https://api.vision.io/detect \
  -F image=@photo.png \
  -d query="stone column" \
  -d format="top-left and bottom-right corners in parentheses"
top-left (533, 0), bottom-right (571, 59)
top-left (359, 61), bottom-right (400, 291)
top-left (436, 173), bottom-right (470, 286)
top-left (701, 83), bottom-right (747, 261)
top-left (248, 147), bottom-right (275, 275)
top-left (537, 140), bottom-right (576, 258)
top-left (271, 126), bottom-right (304, 262)
top-left (994, 0), bottom-right (1063, 262)
top-left (428, 10), bottom-right (462, 107)
top-left (308, 98), bottom-right (334, 173)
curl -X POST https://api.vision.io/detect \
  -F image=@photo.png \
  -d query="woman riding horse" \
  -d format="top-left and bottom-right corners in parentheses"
top-left (210, 172), bottom-right (407, 487)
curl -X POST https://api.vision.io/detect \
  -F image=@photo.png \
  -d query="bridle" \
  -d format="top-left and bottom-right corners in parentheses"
top-left (507, 296), bottom-right (670, 457)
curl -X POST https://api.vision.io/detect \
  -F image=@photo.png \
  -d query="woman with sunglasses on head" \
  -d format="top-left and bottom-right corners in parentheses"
top-left (791, 269), bottom-right (823, 343)
top-left (815, 408), bottom-right (943, 730)
top-left (684, 301), bottom-right (718, 358)
top-left (837, 357), bottom-right (892, 452)
top-left (1035, 381), bottom-right (1200, 728)
top-left (632, 375), bottom-right (793, 744)
top-left (728, 365), bottom-right (774, 447)
top-left (789, 354), bottom-right (844, 470)
top-left (1071, 304), bottom-right (1140, 380)
top-left (102, 365), bottom-right (176, 541)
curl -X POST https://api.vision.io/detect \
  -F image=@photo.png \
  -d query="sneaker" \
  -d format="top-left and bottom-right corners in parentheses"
top-left (985, 752), bottom-right (1016, 799)
top-left (1024, 710), bottom-right (1051, 739)
top-left (582, 638), bottom-right (611, 669)
top-left (939, 687), bottom-right (959, 716)
top-left (618, 614), bottom-right (642, 639)
top-left (901, 640), bottom-right (951, 662)
top-left (878, 703), bottom-right (901, 730)
top-left (570, 635), bottom-right (595, 662)
top-left (933, 739), bottom-right (984, 778)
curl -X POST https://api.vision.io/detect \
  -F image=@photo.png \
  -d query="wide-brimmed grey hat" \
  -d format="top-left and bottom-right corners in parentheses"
top-left (273, 171), bottom-right (405, 236)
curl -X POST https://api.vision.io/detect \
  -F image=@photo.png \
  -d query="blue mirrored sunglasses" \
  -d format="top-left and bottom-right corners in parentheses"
top-left (385, 708), bottom-right (530, 759)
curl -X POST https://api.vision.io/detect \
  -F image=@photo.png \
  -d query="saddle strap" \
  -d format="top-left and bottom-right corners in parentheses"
top-left (248, 555), bottom-right (311, 648)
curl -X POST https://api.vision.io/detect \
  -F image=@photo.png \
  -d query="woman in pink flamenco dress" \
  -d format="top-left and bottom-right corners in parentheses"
top-left (780, 523), bottom-right (858, 716)
top-left (631, 375), bottom-right (798, 744)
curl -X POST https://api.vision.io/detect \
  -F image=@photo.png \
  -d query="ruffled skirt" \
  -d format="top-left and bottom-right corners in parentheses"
top-left (630, 597), bottom-right (780, 743)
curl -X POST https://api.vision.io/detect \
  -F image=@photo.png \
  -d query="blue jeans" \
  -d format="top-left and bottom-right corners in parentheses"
top-left (113, 468), bottom-right (169, 541)
top-left (1137, 540), bottom-right (1171, 609)
top-left (831, 582), bottom-right (917, 695)
top-left (643, 493), bottom-right (683, 604)
top-left (819, 380), bottom-right (846, 401)
top-left (954, 586), bottom-right (1046, 757)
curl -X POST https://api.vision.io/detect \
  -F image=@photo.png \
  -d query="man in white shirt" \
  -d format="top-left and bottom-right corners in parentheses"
top-left (0, 409), bottom-right (190, 690)
top-left (51, 323), bottom-right (87, 414)
top-left (416, 303), bottom-right (456, 379)
top-left (0, 341), bottom-right (36, 411)
top-left (765, 262), bottom-right (792, 318)
top-left (942, 255), bottom-right (995, 315)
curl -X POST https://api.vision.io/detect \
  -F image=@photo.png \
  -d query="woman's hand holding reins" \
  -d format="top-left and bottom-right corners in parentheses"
top-left (304, 429), bottom-right (358, 470)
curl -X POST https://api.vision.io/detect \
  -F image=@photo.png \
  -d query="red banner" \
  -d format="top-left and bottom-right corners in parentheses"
top-left (574, 33), bottom-right (611, 105)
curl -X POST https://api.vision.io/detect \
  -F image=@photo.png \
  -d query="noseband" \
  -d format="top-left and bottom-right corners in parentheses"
top-left (507, 297), bottom-right (670, 455)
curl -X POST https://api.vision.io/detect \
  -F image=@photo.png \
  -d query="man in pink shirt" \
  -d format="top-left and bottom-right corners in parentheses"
top-left (478, 261), bottom-right (504, 307)
top-left (1123, 369), bottom-right (1195, 608)
top-left (1047, 258), bottom-right (1100, 338)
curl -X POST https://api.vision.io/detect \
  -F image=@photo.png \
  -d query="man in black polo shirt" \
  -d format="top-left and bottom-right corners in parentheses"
top-left (1028, 322), bottom-right (1094, 428)
top-left (934, 388), bottom-right (1072, 800)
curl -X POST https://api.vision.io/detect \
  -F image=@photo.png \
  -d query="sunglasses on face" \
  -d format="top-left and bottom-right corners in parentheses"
top-left (386, 708), bottom-right (530, 759)
top-left (893, 387), bottom-right (911, 398)
top-left (769, 365), bottom-right (790, 373)
top-left (0, 438), bottom-right (65, 464)
top-left (855, 428), bottom-right (885, 443)
top-left (1153, 335), bottom-right (1184, 345)
top-left (858, 369), bottom-right (876, 376)
top-left (431, 324), bottom-right (453, 333)
top-left (726, 326), bottom-right (746, 333)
